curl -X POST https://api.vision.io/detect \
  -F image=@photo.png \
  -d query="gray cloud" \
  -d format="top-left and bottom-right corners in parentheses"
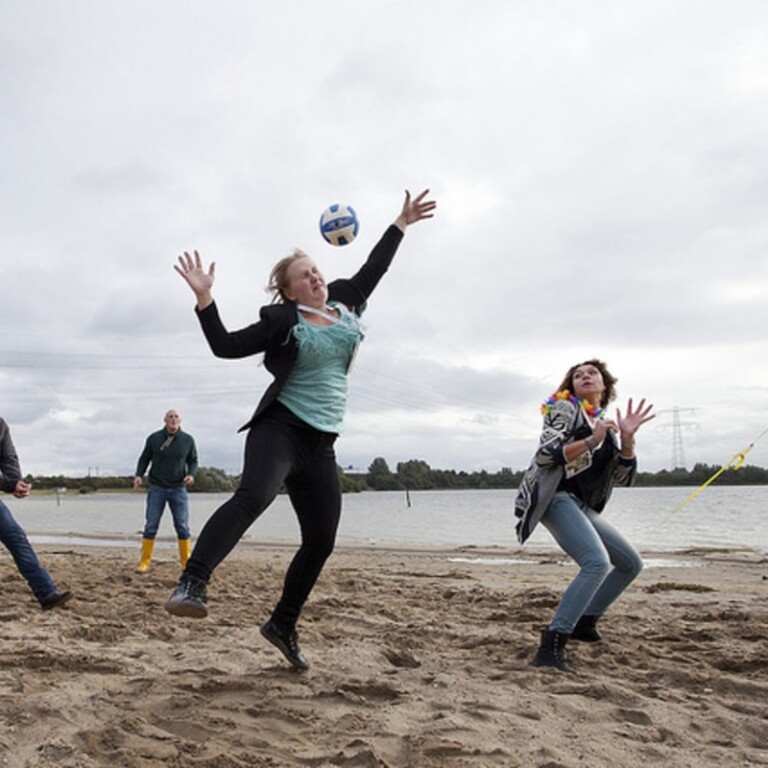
top-left (2, 1), bottom-right (768, 476)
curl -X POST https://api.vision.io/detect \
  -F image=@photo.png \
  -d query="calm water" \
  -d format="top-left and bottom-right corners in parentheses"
top-left (14, 486), bottom-right (768, 555)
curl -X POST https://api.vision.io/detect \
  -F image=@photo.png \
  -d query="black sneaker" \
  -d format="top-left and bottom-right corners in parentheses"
top-left (41, 590), bottom-right (73, 611)
top-left (260, 619), bottom-right (309, 671)
top-left (164, 576), bottom-right (208, 618)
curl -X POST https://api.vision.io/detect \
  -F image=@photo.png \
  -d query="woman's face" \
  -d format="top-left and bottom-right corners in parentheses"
top-left (571, 363), bottom-right (605, 404)
top-left (283, 256), bottom-right (328, 307)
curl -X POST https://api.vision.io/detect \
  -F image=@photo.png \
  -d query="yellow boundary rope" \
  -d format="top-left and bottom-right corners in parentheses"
top-left (658, 426), bottom-right (768, 526)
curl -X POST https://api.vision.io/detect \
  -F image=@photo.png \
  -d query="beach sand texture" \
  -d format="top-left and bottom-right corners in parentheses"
top-left (1, 545), bottom-right (767, 767)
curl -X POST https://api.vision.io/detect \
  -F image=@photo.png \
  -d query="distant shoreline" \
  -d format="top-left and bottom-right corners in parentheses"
top-left (27, 536), bottom-right (767, 563)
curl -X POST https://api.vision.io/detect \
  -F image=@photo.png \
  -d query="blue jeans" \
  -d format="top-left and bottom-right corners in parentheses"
top-left (143, 485), bottom-right (190, 540)
top-left (0, 498), bottom-right (57, 604)
top-left (541, 491), bottom-right (643, 634)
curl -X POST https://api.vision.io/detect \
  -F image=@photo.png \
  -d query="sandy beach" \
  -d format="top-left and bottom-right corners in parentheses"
top-left (1, 543), bottom-right (766, 767)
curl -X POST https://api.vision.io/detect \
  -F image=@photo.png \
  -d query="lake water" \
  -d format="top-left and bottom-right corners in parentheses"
top-left (13, 486), bottom-right (768, 556)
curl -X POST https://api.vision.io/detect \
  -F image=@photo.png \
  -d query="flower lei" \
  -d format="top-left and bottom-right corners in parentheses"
top-left (541, 389), bottom-right (604, 419)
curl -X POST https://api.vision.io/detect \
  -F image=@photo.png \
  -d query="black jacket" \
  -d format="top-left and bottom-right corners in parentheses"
top-left (196, 224), bottom-right (405, 432)
top-left (0, 418), bottom-right (23, 493)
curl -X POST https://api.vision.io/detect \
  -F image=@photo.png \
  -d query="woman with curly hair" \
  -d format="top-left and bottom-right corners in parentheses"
top-left (515, 359), bottom-right (654, 673)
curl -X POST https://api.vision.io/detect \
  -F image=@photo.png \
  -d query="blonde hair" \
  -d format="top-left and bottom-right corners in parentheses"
top-left (266, 248), bottom-right (309, 303)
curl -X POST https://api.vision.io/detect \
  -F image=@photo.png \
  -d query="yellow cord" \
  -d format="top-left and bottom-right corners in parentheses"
top-left (658, 426), bottom-right (768, 526)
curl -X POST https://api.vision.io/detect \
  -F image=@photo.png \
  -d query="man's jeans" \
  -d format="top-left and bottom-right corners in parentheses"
top-left (142, 485), bottom-right (191, 540)
top-left (541, 491), bottom-right (644, 634)
top-left (0, 499), bottom-right (57, 603)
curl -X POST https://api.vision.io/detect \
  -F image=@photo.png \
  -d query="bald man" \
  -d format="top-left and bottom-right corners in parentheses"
top-left (133, 410), bottom-right (198, 573)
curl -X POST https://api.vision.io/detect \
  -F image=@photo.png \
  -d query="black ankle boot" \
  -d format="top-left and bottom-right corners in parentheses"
top-left (571, 614), bottom-right (602, 643)
top-left (532, 629), bottom-right (575, 673)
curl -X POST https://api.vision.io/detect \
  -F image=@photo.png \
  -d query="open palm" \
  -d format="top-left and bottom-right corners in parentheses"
top-left (616, 398), bottom-right (655, 438)
top-left (175, 250), bottom-right (216, 297)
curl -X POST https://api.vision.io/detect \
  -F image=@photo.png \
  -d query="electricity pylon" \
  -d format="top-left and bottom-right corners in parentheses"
top-left (656, 407), bottom-right (699, 471)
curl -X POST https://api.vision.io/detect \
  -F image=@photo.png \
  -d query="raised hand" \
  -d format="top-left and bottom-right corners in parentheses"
top-left (395, 188), bottom-right (437, 230)
top-left (616, 398), bottom-right (655, 440)
top-left (593, 417), bottom-right (618, 444)
top-left (175, 250), bottom-right (216, 309)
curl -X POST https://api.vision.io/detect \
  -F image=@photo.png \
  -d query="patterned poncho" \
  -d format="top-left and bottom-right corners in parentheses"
top-left (514, 397), bottom-right (636, 544)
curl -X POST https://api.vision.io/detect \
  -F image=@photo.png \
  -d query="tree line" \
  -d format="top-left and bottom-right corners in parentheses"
top-left (25, 467), bottom-right (238, 495)
top-left (21, 457), bottom-right (768, 495)
top-left (361, 457), bottom-right (768, 491)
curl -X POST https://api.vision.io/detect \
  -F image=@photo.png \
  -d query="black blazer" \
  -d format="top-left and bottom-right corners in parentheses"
top-left (195, 224), bottom-right (405, 432)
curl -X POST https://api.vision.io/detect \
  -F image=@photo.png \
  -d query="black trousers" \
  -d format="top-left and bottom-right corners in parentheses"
top-left (185, 403), bottom-right (341, 630)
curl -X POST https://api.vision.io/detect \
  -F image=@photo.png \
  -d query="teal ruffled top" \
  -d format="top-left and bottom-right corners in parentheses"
top-left (277, 303), bottom-right (364, 434)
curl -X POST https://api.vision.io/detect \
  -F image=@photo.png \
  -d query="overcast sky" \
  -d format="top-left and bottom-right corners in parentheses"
top-left (2, 1), bottom-right (767, 478)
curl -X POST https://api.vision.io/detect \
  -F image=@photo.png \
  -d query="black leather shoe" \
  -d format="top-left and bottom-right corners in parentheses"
top-left (164, 576), bottom-right (208, 618)
top-left (260, 620), bottom-right (309, 670)
top-left (41, 590), bottom-right (73, 611)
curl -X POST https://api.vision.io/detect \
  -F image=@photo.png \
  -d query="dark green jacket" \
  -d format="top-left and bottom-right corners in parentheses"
top-left (135, 429), bottom-right (198, 488)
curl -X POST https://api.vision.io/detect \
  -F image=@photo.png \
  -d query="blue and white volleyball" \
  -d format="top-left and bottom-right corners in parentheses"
top-left (319, 203), bottom-right (359, 246)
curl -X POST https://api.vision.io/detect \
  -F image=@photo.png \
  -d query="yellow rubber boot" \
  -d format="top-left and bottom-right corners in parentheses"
top-left (136, 538), bottom-right (154, 573)
top-left (178, 538), bottom-right (192, 569)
